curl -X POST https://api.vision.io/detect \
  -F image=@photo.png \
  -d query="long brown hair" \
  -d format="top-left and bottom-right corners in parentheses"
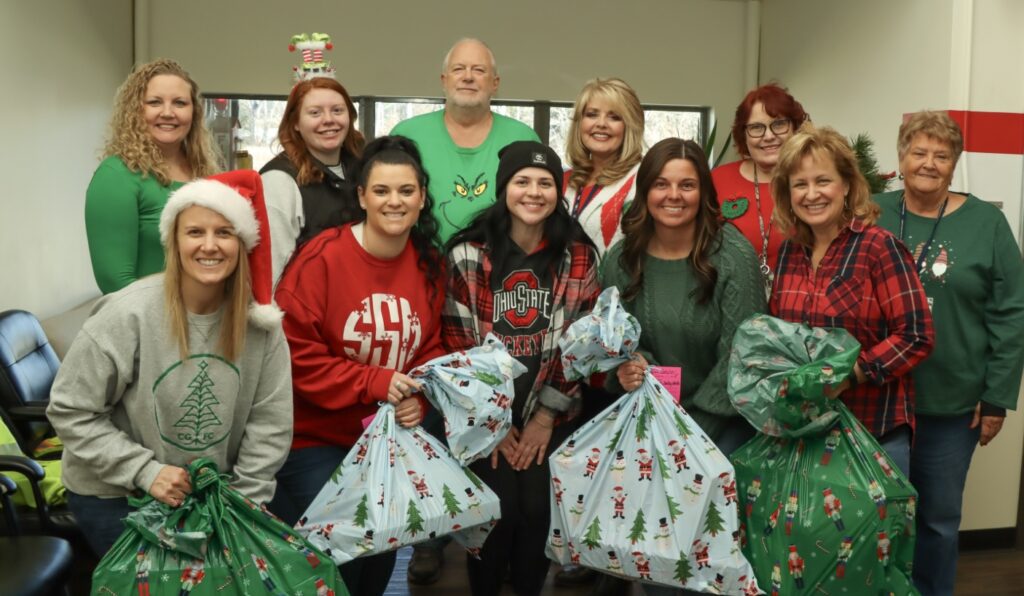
top-left (278, 78), bottom-right (365, 185)
top-left (619, 138), bottom-right (721, 304)
top-left (104, 58), bottom-right (220, 185)
top-left (163, 215), bottom-right (250, 361)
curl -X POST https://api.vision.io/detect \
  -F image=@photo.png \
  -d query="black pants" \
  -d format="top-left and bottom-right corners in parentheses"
top-left (467, 422), bottom-right (573, 596)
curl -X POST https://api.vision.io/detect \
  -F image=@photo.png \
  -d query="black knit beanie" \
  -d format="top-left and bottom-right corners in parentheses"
top-left (494, 141), bottom-right (565, 202)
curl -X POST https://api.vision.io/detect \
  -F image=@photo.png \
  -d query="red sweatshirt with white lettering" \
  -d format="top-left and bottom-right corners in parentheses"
top-left (275, 224), bottom-right (444, 449)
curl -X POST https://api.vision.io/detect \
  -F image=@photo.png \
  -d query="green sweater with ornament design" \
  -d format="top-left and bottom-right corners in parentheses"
top-left (876, 190), bottom-right (1024, 416)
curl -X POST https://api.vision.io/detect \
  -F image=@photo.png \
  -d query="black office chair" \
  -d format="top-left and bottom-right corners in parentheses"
top-left (0, 310), bottom-right (62, 452)
top-left (0, 408), bottom-right (78, 536)
top-left (0, 471), bottom-right (73, 595)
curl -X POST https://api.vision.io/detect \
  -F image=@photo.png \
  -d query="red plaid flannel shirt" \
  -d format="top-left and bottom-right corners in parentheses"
top-left (442, 240), bottom-right (601, 423)
top-left (769, 221), bottom-right (934, 436)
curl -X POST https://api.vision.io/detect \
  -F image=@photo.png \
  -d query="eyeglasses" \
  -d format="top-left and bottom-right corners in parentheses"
top-left (745, 118), bottom-right (792, 138)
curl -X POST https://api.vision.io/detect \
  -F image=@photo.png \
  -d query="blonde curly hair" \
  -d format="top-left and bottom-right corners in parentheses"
top-left (104, 58), bottom-right (220, 185)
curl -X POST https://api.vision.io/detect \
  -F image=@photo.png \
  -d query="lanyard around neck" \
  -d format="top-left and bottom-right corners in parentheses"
top-left (899, 193), bottom-right (948, 275)
top-left (751, 166), bottom-right (773, 299)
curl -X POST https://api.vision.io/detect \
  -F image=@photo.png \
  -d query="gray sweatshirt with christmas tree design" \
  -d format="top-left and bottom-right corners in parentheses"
top-left (47, 275), bottom-right (293, 504)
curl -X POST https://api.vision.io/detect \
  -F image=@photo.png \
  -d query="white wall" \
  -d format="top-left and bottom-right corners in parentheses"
top-left (0, 0), bottom-right (133, 318)
top-left (762, 0), bottom-right (1024, 531)
top-left (142, 0), bottom-right (755, 139)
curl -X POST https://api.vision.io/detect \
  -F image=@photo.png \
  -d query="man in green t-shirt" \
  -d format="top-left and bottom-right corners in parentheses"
top-left (391, 38), bottom-right (539, 244)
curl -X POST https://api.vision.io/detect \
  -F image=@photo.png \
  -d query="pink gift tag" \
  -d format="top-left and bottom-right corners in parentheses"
top-left (650, 366), bottom-right (682, 403)
top-left (361, 413), bottom-right (376, 429)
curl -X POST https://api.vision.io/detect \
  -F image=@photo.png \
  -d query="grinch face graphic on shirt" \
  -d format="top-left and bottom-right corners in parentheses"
top-left (438, 172), bottom-right (489, 229)
top-left (153, 355), bottom-right (238, 451)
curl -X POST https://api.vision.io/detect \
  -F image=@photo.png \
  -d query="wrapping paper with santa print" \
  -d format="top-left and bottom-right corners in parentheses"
top-left (728, 314), bottom-right (861, 438)
top-left (91, 459), bottom-right (346, 596)
top-left (546, 287), bottom-right (760, 594)
top-left (727, 317), bottom-right (917, 595)
top-left (295, 403), bottom-right (502, 565)
top-left (557, 286), bottom-right (642, 381)
top-left (409, 334), bottom-right (524, 465)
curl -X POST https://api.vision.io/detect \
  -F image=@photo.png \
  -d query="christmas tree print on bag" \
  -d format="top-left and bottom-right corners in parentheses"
top-left (409, 334), bottom-right (525, 465)
top-left (546, 287), bottom-right (760, 594)
top-left (91, 459), bottom-right (346, 595)
top-left (295, 404), bottom-right (502, 564)
top-left (728, 315), bottom-right (917, 594)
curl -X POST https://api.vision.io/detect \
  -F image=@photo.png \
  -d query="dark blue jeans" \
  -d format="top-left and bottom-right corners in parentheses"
top-left (910, 413), bottom-right (979, 596)
top-left (878, 424), bottom-right (912, 479)
top-left (271, 444), bottom-right (397, 596)
top-left (67, 491), bottom-right (133, 557)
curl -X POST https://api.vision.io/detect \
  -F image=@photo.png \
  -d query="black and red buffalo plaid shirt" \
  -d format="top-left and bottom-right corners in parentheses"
top-left (770, 220), bottom-right (934, 436)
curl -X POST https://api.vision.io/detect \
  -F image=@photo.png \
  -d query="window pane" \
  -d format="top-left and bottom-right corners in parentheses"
top-left (205, 97), bottom-right (704, 172)
top-left (547, 107), bottom-right (704, 167)
top-left (491, 104), bottom-right (535, 130)
top-left (375, 100), bottom-right (443, 137)
top-left (205, 97), bottom-right (289, 171)
top-left (644, 109), bottom-right (702, 147)
top-left (548, 106), bottom-right (574, 164)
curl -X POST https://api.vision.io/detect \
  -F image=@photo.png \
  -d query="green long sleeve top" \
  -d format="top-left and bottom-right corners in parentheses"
top-left (876, 191), bottom-right (1024, 415)
top-left (85, 156), bottom-right (184, 294)
top-left (600, 225), bottom-right (767, 439)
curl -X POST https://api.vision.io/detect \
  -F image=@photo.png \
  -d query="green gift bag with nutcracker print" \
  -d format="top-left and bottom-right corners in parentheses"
top-left (91, 459), bottom-right (346, 596)
top-left (728, 315), bottom-right (917, 595)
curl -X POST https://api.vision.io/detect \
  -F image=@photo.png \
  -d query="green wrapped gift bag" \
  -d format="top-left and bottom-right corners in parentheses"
top-left (92, 459), bottom-right (347, 595)
top-left (728, 315), bottom-right (917, 595)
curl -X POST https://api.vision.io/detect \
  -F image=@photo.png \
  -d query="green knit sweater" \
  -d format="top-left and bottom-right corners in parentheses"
top-left (600, 225), bottom-right (767, 439)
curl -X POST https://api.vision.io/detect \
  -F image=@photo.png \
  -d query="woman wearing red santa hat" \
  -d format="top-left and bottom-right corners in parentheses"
top-left (271, 136), bottom-right (445, 596)
top-left (50, 170), bottom-right (293, 557)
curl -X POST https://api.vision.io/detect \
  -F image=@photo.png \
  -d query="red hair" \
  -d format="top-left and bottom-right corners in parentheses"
top-left (730, 83), bottom-right (809, 157)
top-left (278, 78), bottom-right (365, 185)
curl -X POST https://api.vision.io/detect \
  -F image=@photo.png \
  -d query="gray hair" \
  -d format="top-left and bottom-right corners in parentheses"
top-left (441, 38), bottom-right (498, 75)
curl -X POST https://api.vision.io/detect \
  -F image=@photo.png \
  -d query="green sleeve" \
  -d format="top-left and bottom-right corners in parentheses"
top-left (690, 236), bottom-right (768, 417)
top-left (85, 160), bottom-right (144, 294)
top-left (980, 219), bottom-right (1024, 410)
